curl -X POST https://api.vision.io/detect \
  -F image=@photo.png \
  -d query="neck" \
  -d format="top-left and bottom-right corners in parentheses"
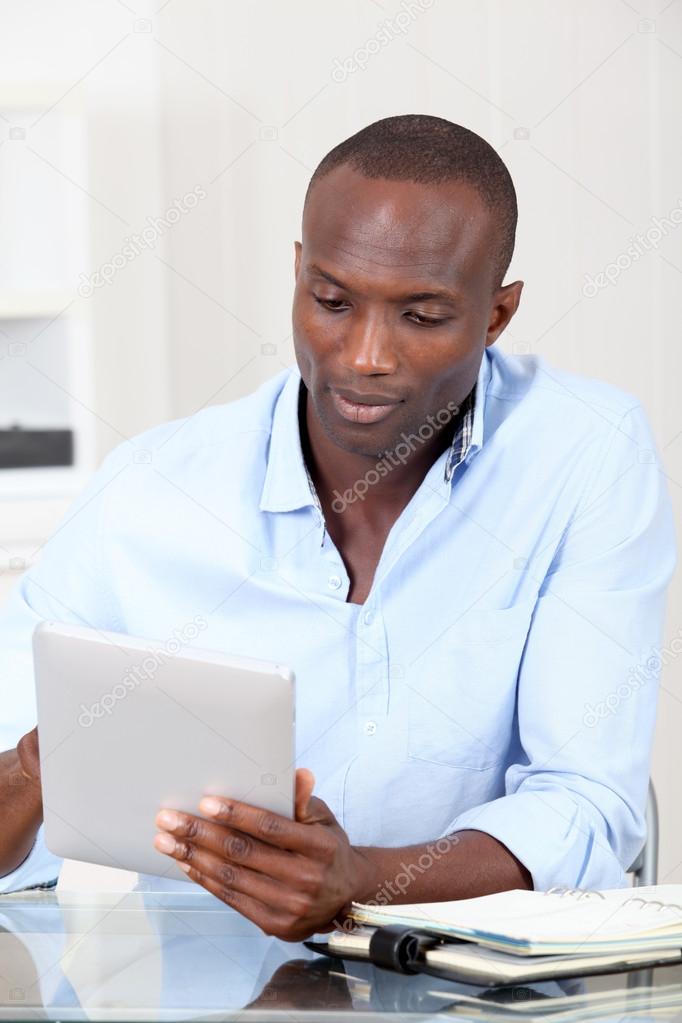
top-left (299, 386), bottom-right (460, 523)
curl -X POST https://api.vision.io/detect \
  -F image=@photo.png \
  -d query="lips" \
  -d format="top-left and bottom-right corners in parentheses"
top-left (330, 387), bottom-right (403, 425)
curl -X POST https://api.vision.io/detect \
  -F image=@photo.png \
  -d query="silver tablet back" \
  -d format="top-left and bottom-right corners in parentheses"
top-left (33, 621), bottom-right (295, 883)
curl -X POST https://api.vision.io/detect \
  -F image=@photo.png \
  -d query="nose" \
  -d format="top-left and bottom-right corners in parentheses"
top-left (338, 311), bottom-right (398, 376)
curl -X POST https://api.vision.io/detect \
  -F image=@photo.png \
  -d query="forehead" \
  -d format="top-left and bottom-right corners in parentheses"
top-left (302, 165), bottom-right (495, 292)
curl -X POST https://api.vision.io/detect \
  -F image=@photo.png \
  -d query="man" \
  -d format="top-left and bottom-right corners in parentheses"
top-left (0, 115), bottom-right (675, 941)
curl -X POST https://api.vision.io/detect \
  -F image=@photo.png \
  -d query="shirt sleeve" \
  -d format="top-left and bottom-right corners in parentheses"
top-left (0, 443), bottom-right (131, 892)
top-left (443, 401), bottom-right (677, 892)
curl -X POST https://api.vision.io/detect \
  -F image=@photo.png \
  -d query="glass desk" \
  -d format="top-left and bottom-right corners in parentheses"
top-left (1, 888), bottom-right (682, 1022)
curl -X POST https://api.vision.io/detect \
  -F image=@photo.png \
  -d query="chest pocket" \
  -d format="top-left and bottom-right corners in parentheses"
top-left (406, 601), bottom-right (534, 771)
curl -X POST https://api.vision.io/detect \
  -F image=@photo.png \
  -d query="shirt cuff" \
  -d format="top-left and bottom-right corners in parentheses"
top-left (443, 789), bottom-right (628, 893)
top-left (0, 823), bottom-right (62, 894)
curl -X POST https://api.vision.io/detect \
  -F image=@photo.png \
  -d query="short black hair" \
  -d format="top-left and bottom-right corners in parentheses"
top-left (304, 114), bottom-right (517, 290)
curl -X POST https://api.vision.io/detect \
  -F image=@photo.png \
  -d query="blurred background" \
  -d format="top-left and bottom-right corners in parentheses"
top-left (1, 0), bottom-right (681, 882)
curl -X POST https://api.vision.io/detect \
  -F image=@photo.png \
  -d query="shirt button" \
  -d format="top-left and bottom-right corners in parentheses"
top-left (363, 609), bottom-right (374, 626)
top-left (328, 574), bottom-right (342, 590)
top-left (364, 720), bottom-right (377, 736)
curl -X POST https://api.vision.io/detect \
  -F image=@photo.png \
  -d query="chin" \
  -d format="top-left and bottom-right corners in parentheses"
top-left (324, 422), bottom-right (387, 459)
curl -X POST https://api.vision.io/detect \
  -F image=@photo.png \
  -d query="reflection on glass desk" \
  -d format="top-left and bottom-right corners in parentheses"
top-left (2, 888), bottom-right (682, 1021)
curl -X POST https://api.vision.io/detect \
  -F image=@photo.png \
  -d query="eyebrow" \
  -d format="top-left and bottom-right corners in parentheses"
top-left (306, 263), bottom-right (460, 304)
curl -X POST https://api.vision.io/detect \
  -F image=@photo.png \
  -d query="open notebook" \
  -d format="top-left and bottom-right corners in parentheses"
top-left (350, 885), bottom-right (682, 957)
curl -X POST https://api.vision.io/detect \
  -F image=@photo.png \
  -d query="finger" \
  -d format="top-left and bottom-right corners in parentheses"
top-left (154, 811), bottom-right (313, 887)
top-left (294, 768), bottom-right (315, 821)
top-left (162, 840), bottom-right (310, 919)
top-left (16, 727), bottom-right (41, 783)
top-left (296, 795), bottom-right (337, 827)
top-left (177, 857), bottom-right (295, 936)
top-left (196, 795), bottom-right (337, 855)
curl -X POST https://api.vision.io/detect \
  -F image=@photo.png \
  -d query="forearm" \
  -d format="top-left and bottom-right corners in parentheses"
top-left (353, 829), bottom-right (532, 905)
top-left (0, 748), bottom-right (43, 878)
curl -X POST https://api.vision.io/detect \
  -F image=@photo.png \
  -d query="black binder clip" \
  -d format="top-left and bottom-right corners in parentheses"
top-left (368, 924), bottom-right (437, 974)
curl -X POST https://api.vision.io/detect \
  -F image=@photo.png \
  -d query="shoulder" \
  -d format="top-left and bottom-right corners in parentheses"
top-left (66, 368), bottom-right (294, 534)
top-left (125, 367), bottom-right (290, 461)
top-left (484, 348), bottom-right (646, 453)
top-left (98, 367), bottom-right (292, 478)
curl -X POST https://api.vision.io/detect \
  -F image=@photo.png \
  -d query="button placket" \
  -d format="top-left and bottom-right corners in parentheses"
top-left (355, 603), bottom-right (389, 729)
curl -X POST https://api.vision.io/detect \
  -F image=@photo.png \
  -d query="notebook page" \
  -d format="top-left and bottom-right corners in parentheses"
top-left (352, 886), bottom-right (682, 948)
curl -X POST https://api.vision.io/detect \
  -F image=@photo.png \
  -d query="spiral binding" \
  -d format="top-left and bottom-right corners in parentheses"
top-left (546, 886), bottom-right (606, 901)
top-left (624, 896), bottom-right (682, 916)
top-left (546, 886), bottom-right (682, 917)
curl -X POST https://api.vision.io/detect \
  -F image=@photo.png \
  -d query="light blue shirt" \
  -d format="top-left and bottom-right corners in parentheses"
top-left (0, 348), bottom-right (675, 896)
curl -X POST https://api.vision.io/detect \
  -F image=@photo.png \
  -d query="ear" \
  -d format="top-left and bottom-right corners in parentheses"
top-left (485, 280), bottom-right (524, 348)
top-left (294, 241), bottom-right (302, 282)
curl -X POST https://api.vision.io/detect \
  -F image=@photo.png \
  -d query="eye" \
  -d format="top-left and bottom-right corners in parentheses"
top-left (314, 295), bottom-right (348, 312)
top-left (405, 311), bottom-right (450, 327)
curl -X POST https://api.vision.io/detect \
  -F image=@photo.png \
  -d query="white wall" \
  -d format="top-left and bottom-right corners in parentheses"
top-left (2, 0), bottom-right (681, 883)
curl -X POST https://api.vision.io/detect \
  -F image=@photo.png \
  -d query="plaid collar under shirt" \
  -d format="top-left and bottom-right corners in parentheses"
top-left (301, 381), bottom-right (478, 544)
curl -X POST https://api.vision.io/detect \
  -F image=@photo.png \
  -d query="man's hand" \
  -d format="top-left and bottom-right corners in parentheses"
top-left (153, 769), bottom-right (375, 941)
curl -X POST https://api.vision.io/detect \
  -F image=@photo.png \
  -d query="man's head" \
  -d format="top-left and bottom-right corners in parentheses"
top-left (292, 114), bottom-right (523, 460)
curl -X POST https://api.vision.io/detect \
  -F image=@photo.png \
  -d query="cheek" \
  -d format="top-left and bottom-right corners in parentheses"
top-left (401, 330), bottom-right (473, 375)
top-left (400, 332), bottom-right (482, 403)
top-left (292, 303), bottom-right (332, 390)
top-left (293, 300), bottom-right (338, 357)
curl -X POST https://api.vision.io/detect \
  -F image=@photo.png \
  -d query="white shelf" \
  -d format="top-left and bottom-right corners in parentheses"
top-left (0, 467), bottom-right (88, 501)
top-left (0, 99), bottom-right (96, 509)
top-left (0, 96), bottom-right (95, 498)
top-left (0, 291), bottom-right (75, 320)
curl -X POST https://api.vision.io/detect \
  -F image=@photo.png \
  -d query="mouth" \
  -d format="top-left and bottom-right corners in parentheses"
top-left (330, 387), bottom-right (403, 425)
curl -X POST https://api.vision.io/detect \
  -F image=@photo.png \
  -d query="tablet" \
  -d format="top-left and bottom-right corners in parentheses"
top-left (32, 621), bottom-right (295, 883)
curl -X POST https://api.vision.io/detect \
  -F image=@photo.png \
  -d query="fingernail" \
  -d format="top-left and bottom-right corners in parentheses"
top-left (178, 862), bottom-right (191, 873)
top-left (156, 810), bottom-right (179, 829)
top-left (199, 797), bottom-right (221, 817)
top-left (154, 832), bottom-right (176, 853)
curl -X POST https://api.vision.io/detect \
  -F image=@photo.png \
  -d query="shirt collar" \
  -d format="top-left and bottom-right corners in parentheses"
top-left (443, 349), bottom-right (490, 482)
top-left (259, 353), bottom-right (491, 513)
top-left (259, 366), bottom-right (316, 513)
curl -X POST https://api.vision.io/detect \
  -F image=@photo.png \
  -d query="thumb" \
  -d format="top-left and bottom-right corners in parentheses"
top-left (294, 768), bottom-right (316, 821)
